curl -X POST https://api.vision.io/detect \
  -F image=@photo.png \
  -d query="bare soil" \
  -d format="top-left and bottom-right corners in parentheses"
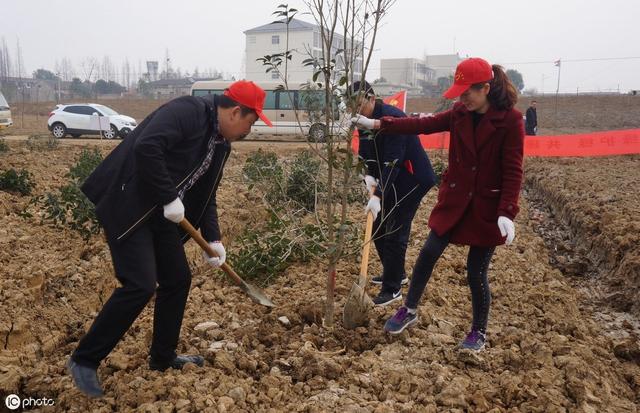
top-left (0, 137), bottom-right (639, 412)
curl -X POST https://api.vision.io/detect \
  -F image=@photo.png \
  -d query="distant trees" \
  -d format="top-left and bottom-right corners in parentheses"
top-left (69, 78), bottom-right (92, 98)
top-left (506, 69), bottom-right (525, 92)
top-left (94, 79), bottom-right (125, 95)
top-left (436, 75), bottom-right (453, 94)
top-left (33, 68), bottom-right (59, 81)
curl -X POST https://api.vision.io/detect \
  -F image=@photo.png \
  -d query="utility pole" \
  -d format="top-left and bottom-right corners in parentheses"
top-left (554, 59), bottom-right (561, 122)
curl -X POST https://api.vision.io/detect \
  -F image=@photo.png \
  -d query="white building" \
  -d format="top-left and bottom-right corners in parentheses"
top-left (424, 54), bottom-right (463, 80)
top-left (379, 58), bottom-right (435, 89)
top-left (380, 54), bottom-right (462, 90)
top-left (244, 18), bottom-right (362, 84)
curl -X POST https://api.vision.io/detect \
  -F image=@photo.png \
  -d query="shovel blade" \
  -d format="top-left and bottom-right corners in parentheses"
top-left (240, 281), bottom-right (276, 308)
top-left (343, 282), bottom-right (374, 329)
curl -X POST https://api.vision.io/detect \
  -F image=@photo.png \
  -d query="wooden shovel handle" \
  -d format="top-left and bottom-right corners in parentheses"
top-left (179, 219), bottom-right (244, 287)
top-left (357, 188), bottom-right (377, 287)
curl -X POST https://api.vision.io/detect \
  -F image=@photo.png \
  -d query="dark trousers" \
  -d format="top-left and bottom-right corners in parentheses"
top-left (373, 184), bottom-right (428, 294)
top-left (525, 125), bottom-right (536, 135)
top-left (405, 230), bottom-right (495, 333)
top-left (72, 212), bottom-right (192, 369)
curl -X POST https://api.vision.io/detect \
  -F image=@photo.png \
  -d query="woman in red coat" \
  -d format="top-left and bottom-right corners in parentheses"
top-left (352, 58), bottom-right (524, 351)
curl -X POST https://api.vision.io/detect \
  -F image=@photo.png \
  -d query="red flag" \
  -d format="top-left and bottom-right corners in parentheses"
top-left (383, 90), bottom-right (407, 112)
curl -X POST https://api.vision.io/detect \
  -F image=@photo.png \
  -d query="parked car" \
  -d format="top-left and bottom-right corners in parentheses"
top-left (47, 103), bottom-right (137, 139)
top-left (0, 92), bottom-right (12, 129)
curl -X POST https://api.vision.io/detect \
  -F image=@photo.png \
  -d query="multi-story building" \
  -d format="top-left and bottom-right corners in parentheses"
top-left (244, 18), bottom-right (363, 84)
top-left (380, 53), bottom-right (462, 90)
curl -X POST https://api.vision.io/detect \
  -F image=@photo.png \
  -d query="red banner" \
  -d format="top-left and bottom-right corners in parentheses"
top-left (352, 128), bottom-right (640, 158)
top-left (351, 91), bottom-right (639, 157)
top-left (523, 129), bottom-right (640, 157)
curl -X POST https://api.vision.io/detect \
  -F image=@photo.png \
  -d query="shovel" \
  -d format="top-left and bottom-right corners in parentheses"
top-left (179, 218), bottom-right (276, 308)
top-left (343, 191), bottom-right (376, 329)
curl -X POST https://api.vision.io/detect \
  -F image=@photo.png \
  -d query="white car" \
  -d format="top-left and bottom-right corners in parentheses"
top-left (0, 92), bottom-right (12, 129)
top-left (47, 103), bottom-right (137, 139)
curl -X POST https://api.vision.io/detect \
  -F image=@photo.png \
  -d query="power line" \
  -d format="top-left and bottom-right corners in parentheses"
top-left (503, 56), bottom-right (640, 65)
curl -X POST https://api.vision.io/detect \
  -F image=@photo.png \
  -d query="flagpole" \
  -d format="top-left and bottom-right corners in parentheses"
top-left (555, 58), bottom-right (561, 124)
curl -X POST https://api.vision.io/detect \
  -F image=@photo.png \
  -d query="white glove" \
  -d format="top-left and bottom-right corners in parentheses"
top-left (350, 115), bottom-right (377, 130)
top-left (365, 195), bottom-right (381, 221)
top-left (203, 241), bottom-right (226, 268)
top-left (163, 197), bottom-right (185, 223)
top-left (363, 175), bottom-right (377, 193)
top-left (497, 216), bottom-right (515, 245)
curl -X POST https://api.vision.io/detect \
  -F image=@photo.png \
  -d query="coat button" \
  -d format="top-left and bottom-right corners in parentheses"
top-left (468, 192), bottom-right (473, 197)
top-left (471, 166), bottom-right (477, 171)
top-left (449, 183), bottom-right (456, 188)
top-left (508, 205), bottom-right (513, 210)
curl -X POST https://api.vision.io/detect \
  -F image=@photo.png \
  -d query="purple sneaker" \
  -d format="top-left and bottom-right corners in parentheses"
top-left (460, 329), bottom-right (486, 351)
top-left (384, 306), bottom-right (418, 334)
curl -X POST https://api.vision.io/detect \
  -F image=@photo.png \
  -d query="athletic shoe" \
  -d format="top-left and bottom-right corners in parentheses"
top-left (384, 306), bottom-right (418, 334)
top-left (371, 274), bottom-right (409, 285)
top-left (459, 329), bottom-right (486, 352)
top-left (372, 289), bottom-right (402, 306)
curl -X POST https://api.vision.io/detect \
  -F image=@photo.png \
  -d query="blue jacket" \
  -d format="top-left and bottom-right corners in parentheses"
top-left (358, 100), bottom-right (436, 201)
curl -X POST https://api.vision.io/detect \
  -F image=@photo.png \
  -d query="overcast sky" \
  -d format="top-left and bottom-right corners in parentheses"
top-left (3, 0), bottom-right (640, 93)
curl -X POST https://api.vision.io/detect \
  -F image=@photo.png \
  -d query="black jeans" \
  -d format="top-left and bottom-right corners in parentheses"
top-left (373, 184), bottom-right (428, 294)
top-left (405, 230), bottom-right (495, 333)
top-left (72, 211), bottom-right (192, 369)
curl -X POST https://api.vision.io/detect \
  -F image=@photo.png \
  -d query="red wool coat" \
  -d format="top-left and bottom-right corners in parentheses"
top-left (380, 102), bottom-right (524, 247)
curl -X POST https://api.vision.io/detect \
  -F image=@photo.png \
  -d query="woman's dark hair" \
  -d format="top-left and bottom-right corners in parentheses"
top-left (217, 92), bottom-right (257, 117)
top-left (470, 65), bottom-right (518, 110)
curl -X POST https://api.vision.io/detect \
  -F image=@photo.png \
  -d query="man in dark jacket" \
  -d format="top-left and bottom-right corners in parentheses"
top-left (525, 100), bottom-right (537, 135)
top-left (67, 80), bottom-right (272, 398)
top-left (353, 81), bottom-right (436, 306)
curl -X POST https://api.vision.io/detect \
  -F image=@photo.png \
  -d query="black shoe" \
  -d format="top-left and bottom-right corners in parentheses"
top-left (371, 274), bottom-right (409, 285)
top-left (149, 354), bottom-right (205, 372)
top-left (67, 358), bottom-right (104, 398)
top-left (372, 290), bottom-right (402, 306)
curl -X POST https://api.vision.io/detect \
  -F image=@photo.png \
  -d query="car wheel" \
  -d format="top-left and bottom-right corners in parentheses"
top-left (101, 124), bottom-right (118, 139)
top-left (308, 123), bottom-right (326, 143)
top-left (71, 134), bottom-right (81, 138)
top-left (119, 127), bottom-right (131, 139)
top-left (51, 123), bottom-right (67, 139)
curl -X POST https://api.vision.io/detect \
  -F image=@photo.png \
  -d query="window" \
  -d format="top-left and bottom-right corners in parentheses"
top-left (271, 72), bottom-right (279, 80)
top-left (277, 91), bottom-right (296, 110)
top-left (63, 106), bottom-right (84, 115)
top-left (248, 36), bottom-right (256, 44)
top-left (93, 105), bottom-right (118, 116)
top-left (272, 35), bottom-right (280, 45)
top-left (192, 89), bottom-right (224, 97)
top-left (263, 91), bottom-right (277, 110)
top-left (313, 31), bottom-right (320, 48)
top-left (82, 106), bottom-right (101, 116)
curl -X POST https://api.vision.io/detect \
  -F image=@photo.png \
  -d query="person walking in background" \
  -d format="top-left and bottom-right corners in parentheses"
top-left (352, 58), bottom-right (525, 351)
top-left (525, 100), bottom-right (537, 135)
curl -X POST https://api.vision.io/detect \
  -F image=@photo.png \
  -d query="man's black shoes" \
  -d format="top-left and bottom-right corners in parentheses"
top-left (67, 358), bottom-right (104, 398)
top-left (149, 354), bottom-right (205, 372)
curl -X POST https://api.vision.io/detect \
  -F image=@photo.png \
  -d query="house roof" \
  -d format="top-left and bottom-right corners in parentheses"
top-left (244, 18), bottom-right (317, 34)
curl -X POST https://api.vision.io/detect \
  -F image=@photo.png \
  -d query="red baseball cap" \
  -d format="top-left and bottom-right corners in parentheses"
top-left (224, 80), bottom-right (273, 127)
top-left (443, 58), bottom-right (494, 99)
